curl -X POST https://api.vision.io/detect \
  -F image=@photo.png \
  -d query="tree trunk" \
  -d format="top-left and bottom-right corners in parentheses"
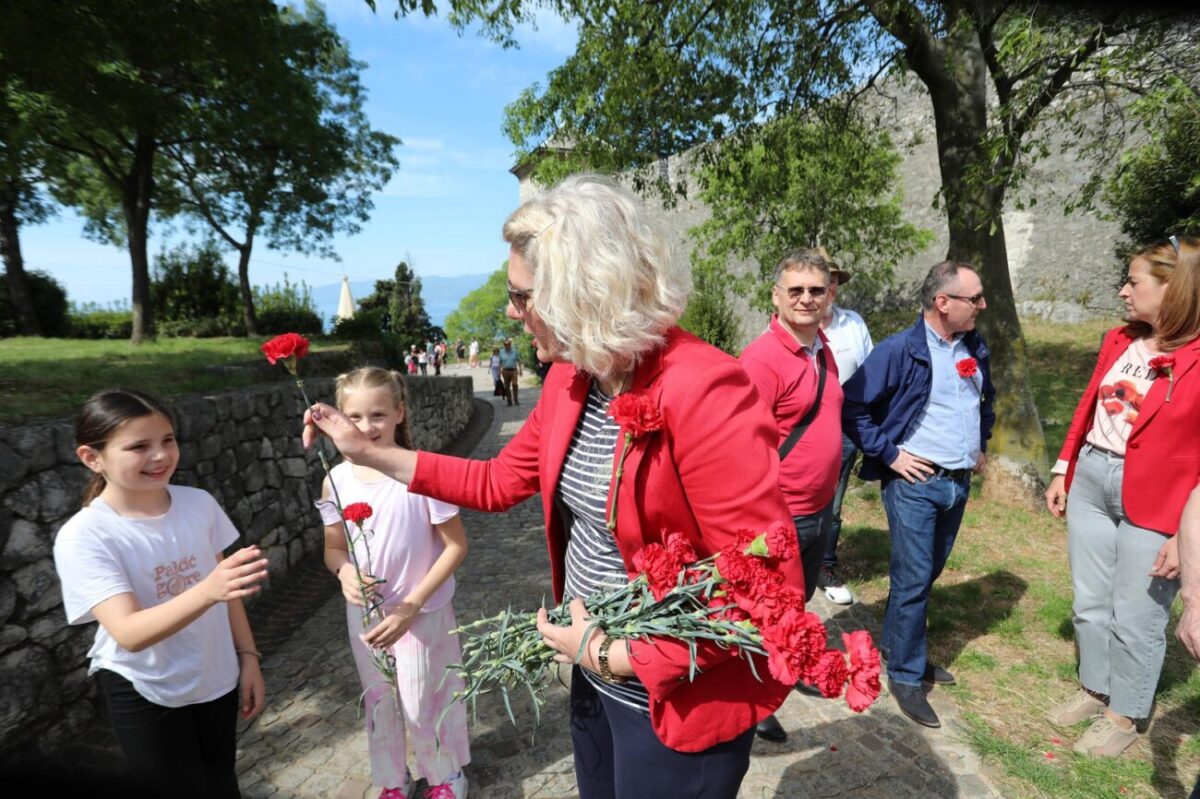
top-left (0, 181), bottom-right (42, 336)
top-left (924, 26), bottom-right (1048, 501)
top-left (124, 134), bottom-right (156, 344)
top-left (237, 219), bottom-right (259, 336)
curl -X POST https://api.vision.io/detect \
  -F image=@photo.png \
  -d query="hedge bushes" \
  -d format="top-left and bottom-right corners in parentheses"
top-left (0, 270), bottom-right (70, 337)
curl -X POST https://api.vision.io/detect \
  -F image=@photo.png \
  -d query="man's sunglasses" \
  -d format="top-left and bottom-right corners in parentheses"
top-left (776, 284), bottom-right (828, 300)
top-left (944, 292), bottom-right (985, 306)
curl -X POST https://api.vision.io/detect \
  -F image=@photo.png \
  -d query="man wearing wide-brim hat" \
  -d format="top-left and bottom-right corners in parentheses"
top-left (816, 247), bottom-right (874, 607)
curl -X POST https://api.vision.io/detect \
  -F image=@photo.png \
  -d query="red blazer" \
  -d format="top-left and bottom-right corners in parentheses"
top-left (1059, 327), bottom-right (1200, 534)
top-left (410, 327), bottom-right (802, 752)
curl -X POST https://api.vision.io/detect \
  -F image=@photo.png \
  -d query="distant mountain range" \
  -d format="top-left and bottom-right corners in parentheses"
top-left (310, 272), bottom-right (491, 330)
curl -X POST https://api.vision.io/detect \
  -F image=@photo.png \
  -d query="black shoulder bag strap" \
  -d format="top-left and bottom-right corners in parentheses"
top-left (778, 347), bottom-right (827, 462)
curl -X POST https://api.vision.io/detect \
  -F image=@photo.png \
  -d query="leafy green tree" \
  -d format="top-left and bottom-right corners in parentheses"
top-left (402, 0), bottom-right (1182, 490)
top-left (0, 269), bottom-right (68, 337)
top-left (2, 0), bottom-right (335, 343)
top-left (677, 258), bottom-right (740, 354)
top-left (444, 266), bottom-right (526, 346)
top-left (0, 82), bottom-right (66, 336)
top-left (150, 242), bottom-right (240, 334)
top-left (388, 261), bottom-right (433, 347)
top-left (161, 2), bottom-right (399, 336)
top-left (691, 113), bottom-right (932, 312)
top-left (1105, 77), bottom-right (1200, 250)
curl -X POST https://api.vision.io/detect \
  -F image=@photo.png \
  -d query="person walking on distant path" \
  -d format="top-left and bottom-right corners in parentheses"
top-left (739, 248), bottom-right (844, 744)
top-left (498, 338), bottom-right (521, 405)
top-left (468, 339), bottom-right (480, 369)
top-left (842, 261), bottom-right (995, 729)
top-left (816, 251), bottom-right (874, 606)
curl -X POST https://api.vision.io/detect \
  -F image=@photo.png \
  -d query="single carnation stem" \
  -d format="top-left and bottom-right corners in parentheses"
top-left (606, 432), bottom-right (633, 531)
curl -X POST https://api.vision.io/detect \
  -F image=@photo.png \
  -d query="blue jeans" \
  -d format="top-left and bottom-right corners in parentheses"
top-left (794, 505), bottom-right (833, 603)
top-left (880, 473), bottom-right (971, 685)
top-left (822, 434), bottom-right (860, 570)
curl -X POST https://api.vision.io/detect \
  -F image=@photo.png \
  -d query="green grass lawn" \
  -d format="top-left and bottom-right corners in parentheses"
top-left (836, 315), bottom-right (1199, 799)
top-left (0, 337), bottom-right (347, 425)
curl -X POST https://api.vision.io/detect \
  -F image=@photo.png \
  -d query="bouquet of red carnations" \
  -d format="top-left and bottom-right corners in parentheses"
top-left (447, 523), bottom-right (881, 728)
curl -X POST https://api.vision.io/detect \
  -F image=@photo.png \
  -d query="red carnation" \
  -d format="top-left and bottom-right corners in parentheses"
top-left (607, 393), bottom-right (663, 438)
top-left (956, 357), bottom-right (978, 378)
top-left (343, 502), bottom-right (373, 526)
top-left (664, 531), bottom-right (698, 567)
top-left (261, 332), bottom-right (310, 366)
top-left (1149, 355), bottom-right (1175, 374)
top-left (764, 520), bottom-right (798, 562)
top-left (1150, 354), bottom-right (1178, 402)
top-left (715, 547), bottom-right (755, 589)
top-left (633, 543), bottom-right (679, 601)
top-left (843, 630), bottom-right (882, 712)
top-left (809, 650), bottom-right (850, 699)
top-left (762, 608), bottom-right (827, 685)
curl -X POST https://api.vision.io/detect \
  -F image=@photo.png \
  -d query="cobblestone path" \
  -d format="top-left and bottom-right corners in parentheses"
top-left (237, 363), bottom-right (1007, 798)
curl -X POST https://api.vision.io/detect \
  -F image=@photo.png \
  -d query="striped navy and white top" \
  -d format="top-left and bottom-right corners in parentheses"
top-left (559, 382), bottom-right (651, 713)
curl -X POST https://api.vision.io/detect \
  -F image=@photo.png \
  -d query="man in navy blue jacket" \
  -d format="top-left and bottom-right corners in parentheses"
top-left (842, 261), bottom-right (996, 727)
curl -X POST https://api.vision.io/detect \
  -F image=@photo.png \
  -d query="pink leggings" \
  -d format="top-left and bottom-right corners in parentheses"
top-left (346, 602), bottom-right (471, 788)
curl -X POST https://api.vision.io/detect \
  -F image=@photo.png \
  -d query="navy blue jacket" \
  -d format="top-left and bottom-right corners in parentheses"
top-left (841, 316), bottom-right (997, 481)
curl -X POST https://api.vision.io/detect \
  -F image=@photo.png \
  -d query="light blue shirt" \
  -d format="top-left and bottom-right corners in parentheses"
top-left (498, 347), bottom-right (520, 369)
top-left (899, 322), bottom-right (983, 469)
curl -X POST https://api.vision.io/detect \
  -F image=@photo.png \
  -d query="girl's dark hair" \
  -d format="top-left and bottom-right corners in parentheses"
top-left (76, 389), bottom-right (175, 505)
top-left (333, 367), bottom-right (415, 449)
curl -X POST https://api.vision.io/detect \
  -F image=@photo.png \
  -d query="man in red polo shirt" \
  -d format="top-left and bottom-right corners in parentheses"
top-left (740, 248), bottom-right (845, 742)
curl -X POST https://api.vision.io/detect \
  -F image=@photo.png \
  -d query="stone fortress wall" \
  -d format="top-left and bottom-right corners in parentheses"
top-left (514, 77), bottom-right (1127, 348)
top-left (0, 374), bottom-right (474, 761)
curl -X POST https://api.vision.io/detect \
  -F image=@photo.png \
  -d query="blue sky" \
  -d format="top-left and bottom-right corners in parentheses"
top-left (20, 0), bottom-right (577, 307)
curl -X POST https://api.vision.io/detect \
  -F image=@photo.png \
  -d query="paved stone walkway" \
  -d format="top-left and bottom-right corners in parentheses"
top-left (237, 362), bottom-right (1007, 798)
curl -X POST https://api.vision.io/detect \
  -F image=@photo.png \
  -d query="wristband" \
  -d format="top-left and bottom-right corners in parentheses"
top-left (236, 649), bottom-right (262, 660)
top-left (597, 636), bottom-right (626, 684)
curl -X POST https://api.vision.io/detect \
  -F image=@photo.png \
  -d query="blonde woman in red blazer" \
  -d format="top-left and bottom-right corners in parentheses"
top-left (305, 175), bottom-right (802, 798)
top-left (1044, 236), bottom-right (1200, 758)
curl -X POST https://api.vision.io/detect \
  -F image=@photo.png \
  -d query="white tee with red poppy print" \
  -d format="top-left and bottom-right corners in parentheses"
top-left (1084, 337), bottom-right (1163, 456)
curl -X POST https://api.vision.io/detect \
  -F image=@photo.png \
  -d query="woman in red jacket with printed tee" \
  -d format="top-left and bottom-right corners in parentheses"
top-left (1044, 236), bottom-right (1200, 757)
top-left (304, 175), bottom-right (802, 798)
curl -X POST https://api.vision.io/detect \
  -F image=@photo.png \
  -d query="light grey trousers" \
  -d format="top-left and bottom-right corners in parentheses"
top-left (1067, 444), bottom-right (1179, 719)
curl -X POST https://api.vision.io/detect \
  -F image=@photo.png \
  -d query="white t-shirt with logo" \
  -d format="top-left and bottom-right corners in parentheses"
top-left (53, 485), bottom-right (240, 707)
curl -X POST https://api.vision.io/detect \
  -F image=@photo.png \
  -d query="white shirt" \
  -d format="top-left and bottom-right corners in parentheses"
top-left (821, 305), bottom-right (874, 385)
top-left (53, 485), bottom-right (240, 707)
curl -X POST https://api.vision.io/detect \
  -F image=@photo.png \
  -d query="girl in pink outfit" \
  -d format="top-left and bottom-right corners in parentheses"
top-left (318, 368), bottom-right (470, 799)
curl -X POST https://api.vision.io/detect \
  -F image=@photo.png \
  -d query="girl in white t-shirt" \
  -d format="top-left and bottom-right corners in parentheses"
top-left (52, 389), bottom-right (268, 798)
top-left (317, 367), bottom-right (470, 799)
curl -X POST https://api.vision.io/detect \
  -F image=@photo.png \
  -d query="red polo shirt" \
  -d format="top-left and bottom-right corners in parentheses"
top-left (740, 315), bottom-right (844, 516)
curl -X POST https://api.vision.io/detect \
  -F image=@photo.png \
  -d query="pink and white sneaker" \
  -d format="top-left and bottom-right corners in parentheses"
top-left (423, 771), bottom-right (468, 799)
top-left (378, 774), bottom-right (416, 799)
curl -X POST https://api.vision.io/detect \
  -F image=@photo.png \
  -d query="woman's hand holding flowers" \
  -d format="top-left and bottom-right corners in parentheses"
top-left (536, 598), bottom-right (622, 676)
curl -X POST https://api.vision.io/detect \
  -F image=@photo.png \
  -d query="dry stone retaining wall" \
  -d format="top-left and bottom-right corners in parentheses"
top-left (0, 374), bottom-right (473, 761)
